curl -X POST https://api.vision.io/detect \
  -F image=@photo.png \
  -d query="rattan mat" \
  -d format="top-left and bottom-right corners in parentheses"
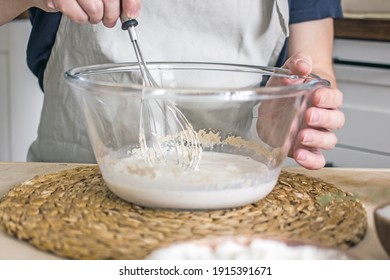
top-left (0, 166), bottom-right (367, 259)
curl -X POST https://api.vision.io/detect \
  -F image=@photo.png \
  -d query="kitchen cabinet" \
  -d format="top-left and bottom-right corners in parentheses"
top-left (334, 18), bottom-right (390, 41)
top-left (323, 39), bottom-right (390, 168)
top-left (0, 20), bottom-right (43, 162)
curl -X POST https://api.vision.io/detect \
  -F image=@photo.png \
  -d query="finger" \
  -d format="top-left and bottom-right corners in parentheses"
top-left (266, 52), bottom-right (313, 87)
top-left (122, 0), bottom-right (141, 18)
top-left (298, 128), bottom-right (337, 150)
top-left (311, 87), bottom-right (343, 109)
top-left (283, 52), bottom-right (312, 76)
top-left (43, 1), bottom-right (58, 12)
top-left (77, 0), bottom-right (104, 24)
top-left (294, 148), bottom-right (326, 170)
top-left (305, 107), bottom-right (345, 130)
top-left (56, 1), bottom-right (89, 24)
top-left (102, 0), bottom-right (121, 27)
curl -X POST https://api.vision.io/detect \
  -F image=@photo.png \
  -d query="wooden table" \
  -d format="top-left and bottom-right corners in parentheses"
top-left (0, 162), bottom-right (389, 259)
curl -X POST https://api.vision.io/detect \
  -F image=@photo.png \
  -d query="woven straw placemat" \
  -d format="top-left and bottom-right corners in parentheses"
top-left (0, 166), bottom-right (367, 259)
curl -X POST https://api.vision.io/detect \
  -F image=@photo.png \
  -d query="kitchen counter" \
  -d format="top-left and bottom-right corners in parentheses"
top-left (0, 162), bottom-right (389, 260)
top-left (334, 18), bottom-right (390, 41)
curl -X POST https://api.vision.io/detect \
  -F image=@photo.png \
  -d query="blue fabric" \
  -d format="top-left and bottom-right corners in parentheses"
top-left (290, 0), bottom-right (343, 24)
top-left (27, 8), bottom-right (61, 90)
top-left (26, 0), bottom-right (343, 89)
top-left (275, 0), bottom-right (343, 67)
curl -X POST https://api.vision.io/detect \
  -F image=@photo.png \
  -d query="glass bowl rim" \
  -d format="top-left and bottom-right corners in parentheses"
top-left (64, 61), bottom-right (330, 101)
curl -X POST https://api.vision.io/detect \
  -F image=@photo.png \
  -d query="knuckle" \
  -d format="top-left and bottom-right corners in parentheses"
top-left (71, 14), bottom-right (89, 24)
top-left (328, 133), bottom-right (337, 149)
top-left (336, 89), bottom-right (344, 107)
top-left (89, 18), bottom-right (100, 24)
top-left (90, 1), bottom-right (104, 14)
top-left (90, 7), bottom-right (104, 22)
top-left (305, 107), bottom-right (315, 124)
top-left (103, 11), bottom-right (119, 22)
top-left (53, 1), bottom-right (66, 11)
top-left (46, 1), bottom-right (57, 11)
top-left (333, 110), bottom-right (345, 129)
top-left (306, 153), bottom-right (325, 170)
top-left (103, 19), bottom-right (117, 28)
top-left (313, 87), bottom-right (343, 109)
top-left (103, 0), bottom-right (118, 4)
top-left (339, 111), bottom-right (346, 126)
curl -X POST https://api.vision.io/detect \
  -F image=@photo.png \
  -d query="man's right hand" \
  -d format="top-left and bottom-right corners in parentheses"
top-left (31, 0), bottom-right (140, 27)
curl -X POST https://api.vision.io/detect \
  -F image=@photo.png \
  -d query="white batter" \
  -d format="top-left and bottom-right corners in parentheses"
top-left (100, 151), bottom-right (279, 209)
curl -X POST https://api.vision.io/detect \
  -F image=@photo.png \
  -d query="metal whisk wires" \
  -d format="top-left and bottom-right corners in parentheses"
top-left (121, 18), bottom-right (201, 169)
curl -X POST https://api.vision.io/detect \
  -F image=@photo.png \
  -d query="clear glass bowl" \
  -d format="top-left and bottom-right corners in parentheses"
top-left (65, 62), bottom-right (329, 210)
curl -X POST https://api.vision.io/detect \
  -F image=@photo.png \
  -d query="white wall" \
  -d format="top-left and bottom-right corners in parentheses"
top-left (0, 20), bottom-right (43, 162)
top-left (341, 0), bottom-right (390, 14)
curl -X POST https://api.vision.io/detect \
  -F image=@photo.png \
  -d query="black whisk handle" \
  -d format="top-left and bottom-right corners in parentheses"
top-left (121, 17), bottom-right (138, 31)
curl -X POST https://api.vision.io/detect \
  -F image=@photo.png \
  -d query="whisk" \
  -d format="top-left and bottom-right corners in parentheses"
top-left (121, 17), bottom-right (202, 169)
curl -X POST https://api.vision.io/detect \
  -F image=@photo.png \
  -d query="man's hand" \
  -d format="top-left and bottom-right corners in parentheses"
top-left (31, 0), bottom-right (140, 27)
top-left (283, 53), bottom-right (345, 169)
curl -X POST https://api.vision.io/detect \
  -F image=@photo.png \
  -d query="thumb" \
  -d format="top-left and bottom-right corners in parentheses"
top-left (283, 52), bottom-right (312, 77)
top-left (122, 0), bottom-right (141, 19)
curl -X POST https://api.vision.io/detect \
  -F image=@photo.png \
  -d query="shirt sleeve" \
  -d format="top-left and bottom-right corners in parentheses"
top-left (27, 8), bottom-right (62, 91)
top-left (289, 0), bottom-right (343, 24)
top-left (275, 0), bottom-right (343, 67)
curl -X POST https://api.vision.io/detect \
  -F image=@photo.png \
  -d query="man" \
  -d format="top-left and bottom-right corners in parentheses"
top-left (0, 0), bottom-right (345, 169)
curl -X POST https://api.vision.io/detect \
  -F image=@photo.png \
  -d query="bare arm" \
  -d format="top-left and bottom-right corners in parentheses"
top-left (0, 0), bottom-right (141, 27)
top-left (288, 18), bottom-right (337, 86)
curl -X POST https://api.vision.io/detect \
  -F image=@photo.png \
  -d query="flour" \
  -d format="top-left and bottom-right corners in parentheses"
top-left (377, 204), bottom-right (390, 220)
top-left (147, 237), bottom-right (351, 260)
top-left (100, 151), bottom-right (279, 209)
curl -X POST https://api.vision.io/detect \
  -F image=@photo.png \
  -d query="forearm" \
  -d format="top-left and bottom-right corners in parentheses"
top-left (288, 18), bottom-right (337, 87)
top-left (0, 0), bottom-right (32, 26)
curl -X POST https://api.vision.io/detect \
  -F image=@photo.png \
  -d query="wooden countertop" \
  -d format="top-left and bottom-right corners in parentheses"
top-left (0, 162), bottom-right (389, 260)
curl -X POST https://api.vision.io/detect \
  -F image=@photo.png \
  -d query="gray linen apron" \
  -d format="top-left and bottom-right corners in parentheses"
top-left (27, 0), bottom-right (289, 163)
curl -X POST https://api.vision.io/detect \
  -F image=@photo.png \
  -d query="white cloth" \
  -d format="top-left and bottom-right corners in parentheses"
top-left (27, 0), bottom-right (290, 163)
